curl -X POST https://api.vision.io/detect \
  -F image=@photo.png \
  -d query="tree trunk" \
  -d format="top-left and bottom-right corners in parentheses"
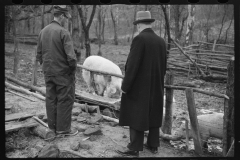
top-left (131, 5), bottom-right (137, 41)
top-left (97, 6), bottom-right (102, 56)
top-left (78, 5), bottom-right (96, 58)
top-left (161, 5), bottom-right (171, 59)
top-left (217, 5), bottom-right (227, 44)
top-left (145, 5), bottom-right (148, 11)
top-left (71, 5), bottom-right (81, 62)
top-left (12, 13), bottom-right (19, 77)
top-left (185, 5), bottom-right (195, 46)
top-left (223, 59), bottom-right (234, 156)
top-left (41, 5), bottom-right (45, 29)
top-left (31, 47), bottom-right (38, 85)
top-left (173, 5), bottom-right (180, 41)
top-left (162, 72), bottom-right (174, 136)
top-left (101, 11), bottom-right (106, 43)
top-left (85, 31), bottom-right (91, 58)
top-left (224, 13), bottom-right (233, 44)
top-left (110, 7), bottom-right (118, 45)
top-left (32, 17), bottom-right (35, 34)
top-left (206, 5), bottom-right (213, 42)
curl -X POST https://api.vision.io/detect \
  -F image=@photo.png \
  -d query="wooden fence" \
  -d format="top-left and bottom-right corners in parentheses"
top-left (167, 40), bottom-right (234, 78)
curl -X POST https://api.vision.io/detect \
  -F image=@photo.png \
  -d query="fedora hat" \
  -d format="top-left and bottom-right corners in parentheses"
top-left (53, 5), bottom-right (71, 19)
top-left (133, 11), bottom-right (155, 25)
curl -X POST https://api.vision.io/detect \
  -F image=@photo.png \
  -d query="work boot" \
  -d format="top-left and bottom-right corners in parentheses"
top-left (56, 128), bottom-right (78, 136)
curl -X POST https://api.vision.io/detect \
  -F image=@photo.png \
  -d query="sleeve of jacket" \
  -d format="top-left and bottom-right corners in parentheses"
top-left (121, 35), bottom-right (144, 93)
top-left (61, 30), bottom-right (77, 73)
top-left (36, 31), bottom-right (43, 65)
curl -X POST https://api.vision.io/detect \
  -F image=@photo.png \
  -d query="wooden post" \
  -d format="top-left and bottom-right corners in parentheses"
top-left (162, 72), bottom-right (174, 135)
top-left (185, 119), bottom-right (190, 151)
top-left (31, 47), bottom-right (38, 86)
top-left (185, 88), bottom-right (203, 155)
top-left (223, 59), bottom-right (234, 156)
top-left (226, 139), bottom-right (234, 157)
top-left (212, 39), bottom-right (217, 51)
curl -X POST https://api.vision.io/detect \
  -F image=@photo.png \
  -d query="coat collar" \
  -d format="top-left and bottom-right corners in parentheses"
top-left (140, 28), bottom-right (154, 34)
top-left (51, 20), bottom-right (62, 27)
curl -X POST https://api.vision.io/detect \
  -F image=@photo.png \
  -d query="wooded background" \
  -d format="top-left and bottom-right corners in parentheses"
top-left (5, 5), bottom-right (234, 79)
top-left (5, 5), bottom-right (234, 52)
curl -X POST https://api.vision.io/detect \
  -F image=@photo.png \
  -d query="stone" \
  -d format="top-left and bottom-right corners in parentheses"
top-left (72, 107), bottom-right (82, 116)
top-left (102, 108), bottom-right (114, 118)
top-left (70, 141), bottom-right (80, 151)
top-left (28, 148), bottom-right (39, 158)
top-left (35, 143), bottom-right (44, 151)
top-left (79, 142), bottom-right (91, 150)
top-left (86, 114), bottom-right (103, 124)
top-left (75, 125), bottom-right (87, 132)
top-left (89, 135), bottom-right (98, 141)
top-left (77, 116), bottom-right (86, 122)
top-left (37, 144), bottom-right (59, 158)
top-left (84, 126), bottom-right (102, 136)
top-left (108, 121), bottom-right (118, 127)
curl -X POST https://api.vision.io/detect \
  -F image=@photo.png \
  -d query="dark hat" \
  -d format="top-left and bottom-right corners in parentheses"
top-left (133, 11), bottom-right (155, 25)
top-left (53, 5), bottom-right (71, 18)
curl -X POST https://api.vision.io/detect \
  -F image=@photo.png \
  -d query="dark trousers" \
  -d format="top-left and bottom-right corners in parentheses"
top-left (127, 127), bottom-right (160, 151)
top-left (44, 74), bottom-right (75, 132)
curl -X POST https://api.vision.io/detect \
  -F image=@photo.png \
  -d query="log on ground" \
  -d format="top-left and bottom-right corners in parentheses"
top-left (32, 125), bottom-right (55, 140)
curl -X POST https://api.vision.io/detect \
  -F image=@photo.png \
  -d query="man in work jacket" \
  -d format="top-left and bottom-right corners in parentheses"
top-left (36, 5), bottom-right (78, 136)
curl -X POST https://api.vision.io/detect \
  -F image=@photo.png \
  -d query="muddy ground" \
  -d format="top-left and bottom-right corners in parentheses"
top-left (5, 42), bottom-right (225, 157)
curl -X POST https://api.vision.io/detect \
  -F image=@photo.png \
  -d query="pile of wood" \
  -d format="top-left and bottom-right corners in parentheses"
top-left (167, 40), bottom-right (234, 82)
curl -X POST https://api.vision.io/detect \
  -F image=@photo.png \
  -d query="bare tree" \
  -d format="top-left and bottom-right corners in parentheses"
top-left (161, 5), bottom-right (171, 58)
top-left (78, 5), bottom-right (97, 58)
top-left (71, 5), bottom-right (81, 62)
top-left (12, 6), bottom-right (20, 77)
top-left (224, 12), bottom-right (233, 44)
top-left (41, 5), bottom-right (45, 29)
top-left (217, 5), bottom-right (227, 44)
top-left (110, 5), bottom-right (119, 45)
top-left (172, 5), bottom-right (188, 43)
top-left (131, 5), bottom-right (137, 41)
top-left (205, 5), bottom-right (213, 42)
top-left (97, 5), bottom-right (102, 56)
top-left (185, 5), bottom-right (195, 46)
top-left (101, 6), bottom-right (107, 43)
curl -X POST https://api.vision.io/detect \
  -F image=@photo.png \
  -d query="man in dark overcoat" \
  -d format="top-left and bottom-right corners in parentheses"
top-left (36, 5), bottom-right (78, 136)
top-left (116, 11), bottom-right (167, 157)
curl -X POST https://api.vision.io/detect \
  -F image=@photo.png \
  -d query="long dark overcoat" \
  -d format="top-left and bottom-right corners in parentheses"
top-left (119, 28), bottom-right (166, 131)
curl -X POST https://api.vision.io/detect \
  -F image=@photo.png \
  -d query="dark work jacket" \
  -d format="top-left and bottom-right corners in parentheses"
top-left (119, 28), bottom-right (167, 131)
top-left (36, 20), bottom-right (77, 76)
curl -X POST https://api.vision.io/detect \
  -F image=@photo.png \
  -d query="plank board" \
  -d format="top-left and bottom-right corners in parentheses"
top-left (5, 112), bottom-right (34, 122)
top-left (5, 118), bottom-right (39, 132)
top-left (75, 90), bottom-right (120, 110)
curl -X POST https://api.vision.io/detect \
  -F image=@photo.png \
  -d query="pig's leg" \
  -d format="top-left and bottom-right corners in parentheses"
top-left (82, 70), bottom-right (95, 94)
top-left (96, 84), bottom-right (106, 96)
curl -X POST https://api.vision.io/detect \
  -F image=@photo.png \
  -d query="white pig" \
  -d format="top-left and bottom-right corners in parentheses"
top-left (82, 55), bottom-right (123, 99)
